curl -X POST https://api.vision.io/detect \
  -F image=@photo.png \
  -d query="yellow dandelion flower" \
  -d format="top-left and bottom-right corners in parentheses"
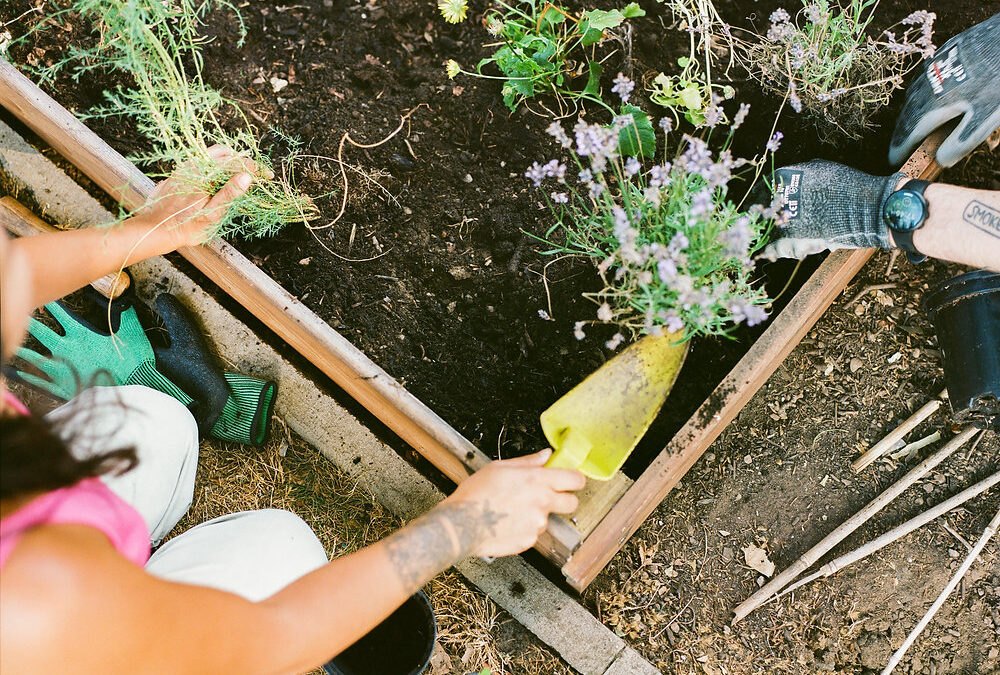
top-left (445, 59), bottom-right (461, 80)
top-left (438, 0), bottom-right (468, 24)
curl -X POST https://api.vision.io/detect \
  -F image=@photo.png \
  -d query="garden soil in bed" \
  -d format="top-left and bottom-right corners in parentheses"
top-left (6, 0), bottom-right (993, 476)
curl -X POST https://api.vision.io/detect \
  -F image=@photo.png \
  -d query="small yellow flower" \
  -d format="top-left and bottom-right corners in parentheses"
top-left (445, 59), bottom-right (461, 80)
top-left (437, 0), bottom-right (468, 24)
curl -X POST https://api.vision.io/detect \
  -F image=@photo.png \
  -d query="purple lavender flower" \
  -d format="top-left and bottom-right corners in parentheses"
top-left (551, 191), bottom-right (569, 204)
top-left (689, 188), bottom-right (714, 219)
top-left (643, 186), bottom-right (662, 207)
top-left (719, 215), bottom-right (752, 257)
top-left (727, 298), bottom-right (769, 326)
top-left (668, 232), bottom-right (690, 255)
top-left (546, 121), bottom-right (573, 149)
top-left (658, 117), bottom-right (674, 133)
top-left (624, 156), bottom-right (641, 177)
top-left (789, 88), bottom-right (803, 113)
top-left (611, 72), bottom-right (635, 103)
top-left (769, 8), bottom-right (790, 24)
top-left (661, 311), bottom-right (684, 334)
top-left (731, 102), bottom-right (750, 130)
top-left (679, 136), bottom-right (713, 178)
top-left (703, 105), bottom-right (724, 128)
top-left (589, 181), bottom-right (605, 198)
top-left (574, 120), bottom-right (620, 172)
top-left (525, 162), bottom-right (546, 187)
top-left (579, 168), bottom-right (593, 183)
top-left (612, 115), bottom-right (634, 131)
top-left (648, 163), bottom-right (672, 188)
top-left (657, 258), bottom-right (678, 283)
top-left (766, 131), bottom-right (784, 152)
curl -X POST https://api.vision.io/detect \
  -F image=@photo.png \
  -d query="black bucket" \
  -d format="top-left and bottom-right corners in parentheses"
top-left (924, 270), bottom-right (1000, 430)
top-left (323, 591), bottom-right (436, 675)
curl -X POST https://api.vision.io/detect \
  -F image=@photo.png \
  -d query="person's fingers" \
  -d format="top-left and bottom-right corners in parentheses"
top-left (542, 466), bottom-right (587, 491)
top-left (936, 105), bottom-right (1000, 168)
top-left (548, 491), bottom-right (580, 514)
top-left (206, 144), bottom-right (236, 160)
top-left (502, 448), bottom-right (553, 467)
top-left (203, 172), bottom-right (253, 223)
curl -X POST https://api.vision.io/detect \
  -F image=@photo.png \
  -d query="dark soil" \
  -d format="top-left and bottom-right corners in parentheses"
top-left (8, 0), bottom-right (993, 476)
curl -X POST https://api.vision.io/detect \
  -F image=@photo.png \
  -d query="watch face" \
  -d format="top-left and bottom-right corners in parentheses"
top-left (883, 189), bottom-right (927, 232)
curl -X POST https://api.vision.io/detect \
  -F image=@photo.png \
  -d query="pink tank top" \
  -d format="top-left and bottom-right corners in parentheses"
top-left (0, 391), bottom-right (151, 569)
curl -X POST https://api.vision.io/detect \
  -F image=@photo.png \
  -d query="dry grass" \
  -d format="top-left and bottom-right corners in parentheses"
top-left (167, 429), bottom-right (571, 675)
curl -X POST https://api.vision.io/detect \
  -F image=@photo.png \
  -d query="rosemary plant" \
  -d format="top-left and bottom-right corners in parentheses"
top-left (32, 0), bottom-right (316, 239)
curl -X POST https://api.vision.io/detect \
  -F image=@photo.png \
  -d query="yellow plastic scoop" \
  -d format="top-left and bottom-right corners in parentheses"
top-left (541, 332), bottom-right (689, 480)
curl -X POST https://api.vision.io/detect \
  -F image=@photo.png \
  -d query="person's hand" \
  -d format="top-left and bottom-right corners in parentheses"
top-left (134, 145), bottom-right (271, 248)
top-left (439, 449), bottom-right (586, 558)
top-left (889, 14), bottom-right (1000, 168)
top-left (756, 160), bottom-right (905, 260)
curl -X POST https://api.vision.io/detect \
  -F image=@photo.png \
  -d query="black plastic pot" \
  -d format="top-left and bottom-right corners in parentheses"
top-left (924, 270), bottom-right (1000, 430)
top-left (322, 591), bottom-right (436, 675)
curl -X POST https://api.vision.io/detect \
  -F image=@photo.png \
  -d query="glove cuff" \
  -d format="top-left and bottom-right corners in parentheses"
top-left (126, 360), bottom-right (194, 406)
top-left (209, 372), bottom-right (277, 446)
top-left (872, 171), bottom-right (908, 250)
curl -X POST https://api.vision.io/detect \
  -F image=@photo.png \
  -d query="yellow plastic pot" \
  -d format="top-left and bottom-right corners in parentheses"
top-left (541, 332), bottom-right (689, 480)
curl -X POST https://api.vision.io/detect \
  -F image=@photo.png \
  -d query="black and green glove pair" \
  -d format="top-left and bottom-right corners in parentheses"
top-left (16, 283), bottom-right (276, 446)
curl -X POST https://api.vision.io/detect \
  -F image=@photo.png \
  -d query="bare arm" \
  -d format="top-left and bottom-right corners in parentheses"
top-left (10, 146), bottom-right (259, 309)
top-left (0, 451), bottom-right (584, 675)
top-left (902, 181), bottom-right (1000, 272)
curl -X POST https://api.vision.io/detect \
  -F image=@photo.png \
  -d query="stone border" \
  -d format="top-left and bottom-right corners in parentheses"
top-left (0, 118), bottom-right (659, 675)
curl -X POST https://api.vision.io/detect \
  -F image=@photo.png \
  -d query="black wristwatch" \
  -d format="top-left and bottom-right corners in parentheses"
top-left (882, 178), bottom-right (930, 263)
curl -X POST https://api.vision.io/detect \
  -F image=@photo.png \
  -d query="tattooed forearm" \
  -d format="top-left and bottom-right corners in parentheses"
top-left (384, 501), bottom-right (501, 591)
top-left (962, 200), bottom-right (1000, 240)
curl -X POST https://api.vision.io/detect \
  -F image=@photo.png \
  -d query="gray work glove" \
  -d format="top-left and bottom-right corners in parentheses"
top-left (889, 14), bottom-right (1000, 168)
top-left (757, 160), bottom-right (905, 260)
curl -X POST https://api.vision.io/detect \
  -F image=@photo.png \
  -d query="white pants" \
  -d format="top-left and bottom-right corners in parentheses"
top-left (48, 386), bottom-right (328, 602)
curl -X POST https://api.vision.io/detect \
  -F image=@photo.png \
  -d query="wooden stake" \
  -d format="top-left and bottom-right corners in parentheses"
top-left (881, 505), bottom-right (1000, 675)
top-left (732, 427), bottom-right (981, 623)
top-left (769, 468), bottom-right (1000, 604)
top-left (852, 390), bottom-right (948, 473)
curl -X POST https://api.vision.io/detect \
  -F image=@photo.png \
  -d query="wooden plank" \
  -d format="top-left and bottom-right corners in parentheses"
top-left (0, 58), bottom-right (587, 562)
top-left (561, 130), bottom-right (949, 591)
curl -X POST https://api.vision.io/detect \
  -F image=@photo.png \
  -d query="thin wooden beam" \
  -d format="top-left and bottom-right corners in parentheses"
top-left (560, 129), bottom-right (949, 591)
top-left (0, 58), bottom-right (584, 563)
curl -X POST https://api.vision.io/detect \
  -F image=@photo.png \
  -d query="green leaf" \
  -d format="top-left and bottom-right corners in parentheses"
top-left (677, 85), bottom-right (702, 111)
top-left (621, 3), bottom-right (646, 18)
top-left (581, 8), bottom-right (626, 31)
top-left (616, 105), bottom-right (656, 158)
top-left (580, 26), bottom-right (604, 46)
top-left (583, 61), bottom-right (602, 96)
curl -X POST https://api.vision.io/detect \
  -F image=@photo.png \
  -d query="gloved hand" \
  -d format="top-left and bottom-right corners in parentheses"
top-left (16, 298), bottom-right (194, 408)
top-left (756, 160), bottom-right (905, 260)
top-left (151, 293), bottom-right (277, 446)
top-left (889, 14), bottom-right (1000, 168)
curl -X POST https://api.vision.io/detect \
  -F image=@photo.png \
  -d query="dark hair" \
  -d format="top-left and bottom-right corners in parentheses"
top-left (1, 363), bottom-right (138, 500)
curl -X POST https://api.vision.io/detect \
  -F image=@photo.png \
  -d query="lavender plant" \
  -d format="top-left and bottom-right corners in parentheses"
top-left (526, 76), bottom-right (778, 344)
top-left (737, 0), bottom-right (936, 139)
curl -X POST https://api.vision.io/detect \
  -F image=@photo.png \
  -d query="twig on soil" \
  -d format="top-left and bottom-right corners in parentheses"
top-left (940, 520), bottom-right (973, 552)
top-left (733, 427), bottom-right (981, 623)
top-left (881, 506), bottom-right (1000, 675)
top-left (884, 250), bottom-right (900, 277)
top-left (766, 468), bottom-right (1000, 606)
top-left (846, 283), bottom-right (897, 308)
top-left (852, 389), bottom-right (948, 472)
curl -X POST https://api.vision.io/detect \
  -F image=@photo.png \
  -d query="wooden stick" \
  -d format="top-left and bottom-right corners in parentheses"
top-left (732, 426), bottom-right (980, 623)
top-left (881, 505), bottom-right (1000, 675)
top-left (561, 129), bottom-right (949, 591)
top-left (769, 468), bottom-right (1000, 604)
top-left (0, 196), bottom-right (130, 299)
top-left (852, 389), bottom-right (948, 473)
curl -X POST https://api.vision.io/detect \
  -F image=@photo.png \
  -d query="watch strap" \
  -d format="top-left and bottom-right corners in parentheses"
top-left (895, 178), bottom-right (930, 263)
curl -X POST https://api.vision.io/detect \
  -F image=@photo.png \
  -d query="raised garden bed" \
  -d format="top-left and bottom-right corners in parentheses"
top-left (1, 0), bottom-right (984, 590)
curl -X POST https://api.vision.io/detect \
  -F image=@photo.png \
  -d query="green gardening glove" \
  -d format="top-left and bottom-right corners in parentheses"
top-left (16, 301), bottom-right (193, 405)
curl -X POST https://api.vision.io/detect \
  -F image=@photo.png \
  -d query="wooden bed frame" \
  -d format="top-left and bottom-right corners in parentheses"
top-left (0, 58), bottom-right (945, 591)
